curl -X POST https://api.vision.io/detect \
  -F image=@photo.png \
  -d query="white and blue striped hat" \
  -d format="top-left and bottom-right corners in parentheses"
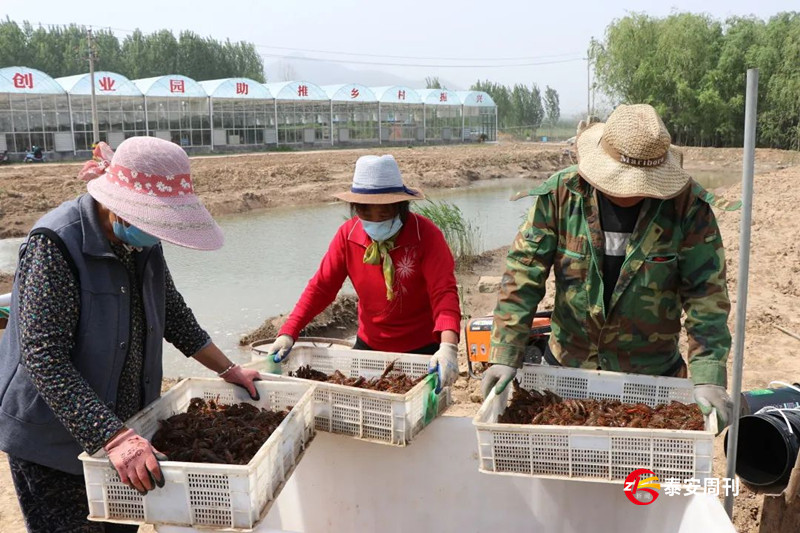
top-left (333, 155), bottom-right (424, 204)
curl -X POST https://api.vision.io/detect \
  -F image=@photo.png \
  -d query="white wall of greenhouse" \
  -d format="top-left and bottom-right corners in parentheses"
top-left (56, 72), bottom-right (146, 151)
top-left (134, 75), bottom-right (210, 147)
top-left (371, 86), bottom-right (423, 143)
top-left (417, 89), bottom-right (463, 142)
top-left (324, 84), bottom-right (378, 144)
top-left (265, 81), bottom-right (330, 145)
top-left (200, 79), bottom-right (276, 147)
top-left (458, 90), bottom-right (497, 142)
top-left (0, 67), bottom-right (70, 153)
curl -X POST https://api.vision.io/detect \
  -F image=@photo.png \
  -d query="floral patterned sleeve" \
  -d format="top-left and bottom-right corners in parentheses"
top-left (18, 234), bottom-right (123, 454)
top-left (163, 264), bottom-right (211, 357)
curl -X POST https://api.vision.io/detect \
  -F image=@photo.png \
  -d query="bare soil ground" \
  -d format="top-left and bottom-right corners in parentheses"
top-left (0, 144), bottom-right (798, 531)
top-left (0, 143), bottom-right (570, 239)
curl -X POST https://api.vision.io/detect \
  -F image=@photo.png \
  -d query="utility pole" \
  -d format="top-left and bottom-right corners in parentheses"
top-left (87, 28), bottom-right (100, 145)
top-left (586, 53), bottom-right (591, 119)
top-left (586, 37), bottom-right (595, 119)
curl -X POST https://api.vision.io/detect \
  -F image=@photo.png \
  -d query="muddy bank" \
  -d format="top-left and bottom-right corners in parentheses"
top-left (0, 143), bottom-right (569, 239)
top-left (240, 293), bottom-right (358, 347)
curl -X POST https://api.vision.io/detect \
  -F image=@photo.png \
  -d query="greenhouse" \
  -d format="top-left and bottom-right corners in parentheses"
top-left (56, 71), bottom-right (145, 152)
top-left (200, 78), bottom-right (275, 148)
top-left (0, 66), bottom-right (70, 154)
top-left (134, 75), bottom-right (210, 148)
top-left (323, 84), bottom-right (378, 144)
top-left (265, 81), bottom-right (330, 146)
top-left (2, 65), bottom-right (502, 154)
top-left (417, 89), bottom-right (463, 142)
top-left (458, 90), bottom-right (497, 142)
top-left (372, 86), bottom-right (423, 143)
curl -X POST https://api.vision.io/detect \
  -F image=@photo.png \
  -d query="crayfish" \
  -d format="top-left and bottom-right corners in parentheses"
top-left (500, 382), bottom-right (704, 430)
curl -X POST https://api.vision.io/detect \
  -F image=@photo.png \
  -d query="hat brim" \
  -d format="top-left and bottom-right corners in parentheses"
top-left (87, 176), bottom-right (224, 251)
top-left (332, 187), bottom-right (425, 204)
top-left (576, 123), bottom-right (690, 200)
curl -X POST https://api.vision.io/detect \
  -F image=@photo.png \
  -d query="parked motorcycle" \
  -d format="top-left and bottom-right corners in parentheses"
top-left (24, 146), bottom-right (45, 163)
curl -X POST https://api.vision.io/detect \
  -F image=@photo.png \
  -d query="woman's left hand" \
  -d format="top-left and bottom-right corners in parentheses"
top-left (428, 343), bottom-right (459, 392)
top-left (220, 364), bottom-right (263, 401)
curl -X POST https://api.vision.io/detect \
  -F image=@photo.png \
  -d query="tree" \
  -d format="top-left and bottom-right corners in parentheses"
top-left (544, 86), bottom-right (560, 126)
top-left (592, 11), bottom-right (800, 149)
top-left (425, 76), bottom-right (444, 89)
top-left (0, 20), bottom-right (266, 82)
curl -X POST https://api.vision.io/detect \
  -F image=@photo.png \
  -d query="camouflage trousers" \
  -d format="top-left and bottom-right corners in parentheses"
top-left (7, 455), bottom-right (138, 533)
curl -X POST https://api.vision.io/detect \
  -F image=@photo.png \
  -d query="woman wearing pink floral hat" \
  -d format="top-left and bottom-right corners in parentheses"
top-left (0, 137), bottom-right (261, 532)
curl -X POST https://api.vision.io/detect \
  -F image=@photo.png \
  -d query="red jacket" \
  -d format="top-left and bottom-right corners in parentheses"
top-left (280, 213), bottom-right (461, 352)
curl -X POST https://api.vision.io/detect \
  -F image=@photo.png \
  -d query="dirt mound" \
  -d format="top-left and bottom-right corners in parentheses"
top-left (239, 293), bottom-right (358, 346)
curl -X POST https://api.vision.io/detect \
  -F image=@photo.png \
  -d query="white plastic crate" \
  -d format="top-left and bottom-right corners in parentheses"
top-left (474, 364), bottom-right (716, 483)
top-left (247, 346), bottom-right (450, 445)
top-left (80, 378), bottom-right (315, 530)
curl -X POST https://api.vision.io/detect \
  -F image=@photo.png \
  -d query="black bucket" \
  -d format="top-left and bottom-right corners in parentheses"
top-left (726, 410), bottom-right (800, 486)
top-left (740, 384), bottom-right (800, 416)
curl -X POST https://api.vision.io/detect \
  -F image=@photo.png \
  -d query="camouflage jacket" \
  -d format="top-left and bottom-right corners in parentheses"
top-left (490, 166), bottom-right (738, 386)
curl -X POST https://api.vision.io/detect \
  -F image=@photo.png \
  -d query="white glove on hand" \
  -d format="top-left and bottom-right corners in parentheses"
top-left (428, 343), bottom-right (459, 392)
top-left (693, 384), bottom-right (733, 429)
top-left (268, 334), bottom-right (295, 363)
top-left (481, 364), bottom-right (517, 399)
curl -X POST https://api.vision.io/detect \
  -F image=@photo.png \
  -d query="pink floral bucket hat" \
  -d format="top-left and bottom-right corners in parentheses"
top-left (79, 137), bottom-right (223, 250)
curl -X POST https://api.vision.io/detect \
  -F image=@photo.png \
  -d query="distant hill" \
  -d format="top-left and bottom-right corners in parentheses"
top-left (264, 57), bottom-right (460, 89)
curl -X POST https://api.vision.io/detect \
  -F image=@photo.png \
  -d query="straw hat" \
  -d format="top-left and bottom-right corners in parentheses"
top-left (79, 137), bottom-right (223, 250)
top-left (333, 154), bottom-right (424, 204)
top-left (576, 104), bottom-right (690, 200)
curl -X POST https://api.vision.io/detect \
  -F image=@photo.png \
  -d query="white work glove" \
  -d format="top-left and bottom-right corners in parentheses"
top-left (693, 384), bottom-right (733, 429)
top-left (481, 364), bottom-right (517, 399)
top-left (428, 342), bottom-right (459, 393)
top-left (267, 334), bottom-right (295, 365)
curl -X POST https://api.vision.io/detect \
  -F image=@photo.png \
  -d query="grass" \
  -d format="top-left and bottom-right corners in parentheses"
top-left (413, 199), bottom-right (481, 266)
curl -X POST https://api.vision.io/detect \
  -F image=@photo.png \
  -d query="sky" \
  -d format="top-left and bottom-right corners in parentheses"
top-left (2, 0), bottom-right (793, 115)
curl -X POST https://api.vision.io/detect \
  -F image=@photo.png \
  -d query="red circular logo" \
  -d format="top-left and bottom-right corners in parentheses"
top-left (623, 468), bottom-right (661, 505)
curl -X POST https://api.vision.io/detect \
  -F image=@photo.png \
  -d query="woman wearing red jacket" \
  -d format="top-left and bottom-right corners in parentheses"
top-left (266, 155), bottom-right (461, 388)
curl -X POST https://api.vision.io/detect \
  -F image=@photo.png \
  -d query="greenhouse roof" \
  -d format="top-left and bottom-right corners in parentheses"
top-left (133, 75), bottom-right (207, 98)
top-left (371, 86), bottom-right (422, 104)
top-left (457, 90), bottom-right (496, 107)
top-left (323, 84), bottom-right (377, 102)
top-left (415, 89), bottom-right (462, 106)
top-left (264, 81), bottom-right (328, 101)
top-left (199, 78), bottom-right (273, 99)
top-left (0, 66), bottom-right (65, 95)
top-left (56, 71), bottom-right (142, 97)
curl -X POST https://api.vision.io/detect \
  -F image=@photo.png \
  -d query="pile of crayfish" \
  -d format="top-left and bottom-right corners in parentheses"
top-left (498, 381), bottom-right (704, 430)
top-left (151, 397), bottom-right (288, 464)
top-left (290, 360), bottom-right (423, 394)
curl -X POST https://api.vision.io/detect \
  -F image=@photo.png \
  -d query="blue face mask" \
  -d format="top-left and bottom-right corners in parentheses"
top-left (361, 215), bottom-right (403, 242)
top-left (112, 220), bottom-right (160, 248)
